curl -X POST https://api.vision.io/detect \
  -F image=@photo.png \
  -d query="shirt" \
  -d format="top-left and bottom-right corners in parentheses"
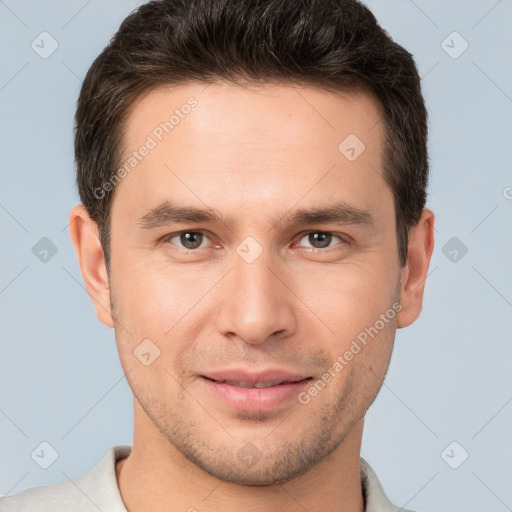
top-left (0, 445), bottom-right (416, 511)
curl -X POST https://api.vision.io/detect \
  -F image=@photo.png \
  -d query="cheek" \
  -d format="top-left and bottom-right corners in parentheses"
top-left (110, 266), bottom-right (203, 391)
top-left (110, 240), bottom-right (398, 355)
top-left (111, 262), bottom-right (218, 350)
top-left (291, 261), bottom-right (396, 344)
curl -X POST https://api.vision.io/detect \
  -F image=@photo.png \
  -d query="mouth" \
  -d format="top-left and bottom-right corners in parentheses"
top-left (199, 370), bottom-right (314, 413)
top-left (202, 377), bottom-right (311, 388)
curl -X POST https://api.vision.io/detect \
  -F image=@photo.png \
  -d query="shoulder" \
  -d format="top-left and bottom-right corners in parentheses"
top-left (0, 445), bottom-right (131, 512)
top-left (0, 478), bottom-right (87, 512)
top-left (360, 457), bottom-right (419, 512)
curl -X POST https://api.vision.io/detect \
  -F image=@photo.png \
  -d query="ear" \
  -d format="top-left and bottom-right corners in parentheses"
top-left (68, 204), bottom-right (114, 328)
top-left (396, 208), bottom-right (435, 328)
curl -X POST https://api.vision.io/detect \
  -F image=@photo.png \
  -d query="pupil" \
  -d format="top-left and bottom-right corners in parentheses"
top-left (310, 232), bottom-right (331, 248)
top-left (181, 232), bottom-right (202, 249)
top-left (179, 232), bottom-right (331, 250)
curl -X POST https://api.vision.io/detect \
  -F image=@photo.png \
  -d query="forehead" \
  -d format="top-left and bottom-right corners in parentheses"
top-left (114, 81), bottom-right (389, 225)
top-left (123, 80), bottom-right (384, 152)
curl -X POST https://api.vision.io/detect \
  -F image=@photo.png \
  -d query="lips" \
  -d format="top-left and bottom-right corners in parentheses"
top-left (200, 369), bottom-right (313, 413)
top-left (212, 380), bottom-right (291, 388)
top-left (202, 369), bottom-right (311, 387)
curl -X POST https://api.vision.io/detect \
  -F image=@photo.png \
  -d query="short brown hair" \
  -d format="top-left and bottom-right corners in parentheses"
top-left (74, 0), bottom-right (429, 272)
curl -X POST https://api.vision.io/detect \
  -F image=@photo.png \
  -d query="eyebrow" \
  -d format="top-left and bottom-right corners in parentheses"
top-left (137, 200), bottom-right (374, 231)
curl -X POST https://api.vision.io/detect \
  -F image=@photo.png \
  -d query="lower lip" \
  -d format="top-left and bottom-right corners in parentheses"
top-left (200, 377), bottom-right (312, 413)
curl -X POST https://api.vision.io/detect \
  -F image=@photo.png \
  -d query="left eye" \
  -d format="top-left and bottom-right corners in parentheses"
top-left (296, 232), bottom-right (345, 250)
top-left (162, 231), bottom-right (345, 251)
top-left (164, 231), bottom-right (210, 250)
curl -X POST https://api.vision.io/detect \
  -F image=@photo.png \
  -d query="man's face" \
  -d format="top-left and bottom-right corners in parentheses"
top-left (108, 82), bottom-right (402, 484)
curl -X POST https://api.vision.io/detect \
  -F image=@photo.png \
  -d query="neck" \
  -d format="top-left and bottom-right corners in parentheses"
top-left (116, 400), bottom-right (365, 512)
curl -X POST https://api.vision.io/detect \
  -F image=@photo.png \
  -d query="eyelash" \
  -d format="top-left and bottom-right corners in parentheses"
top-left (160, 230), bottom-right (348, 252)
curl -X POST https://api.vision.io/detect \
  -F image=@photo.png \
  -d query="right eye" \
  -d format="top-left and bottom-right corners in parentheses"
top-left (161, 231), bottom-right (212, 251)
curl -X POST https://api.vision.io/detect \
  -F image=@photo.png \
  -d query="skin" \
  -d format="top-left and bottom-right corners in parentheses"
top-left (69, 81), bottom-right (434, 512)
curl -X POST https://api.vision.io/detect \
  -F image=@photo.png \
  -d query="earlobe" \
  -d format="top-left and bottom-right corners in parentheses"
top-left (68, 204), bottom-right (114, 328)
top-left (396, 208), bottom-right (435, 329)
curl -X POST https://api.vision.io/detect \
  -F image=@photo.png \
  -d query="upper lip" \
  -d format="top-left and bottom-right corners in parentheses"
top-left (201, 368), bottom-right (312, 385)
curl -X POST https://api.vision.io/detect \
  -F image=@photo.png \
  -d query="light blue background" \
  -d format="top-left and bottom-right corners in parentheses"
top-left (1, 1), bottom-right (511, 511)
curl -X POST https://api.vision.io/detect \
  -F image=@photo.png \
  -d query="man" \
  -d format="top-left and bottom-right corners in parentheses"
top-left (1, 0), bottom-right (434, 510)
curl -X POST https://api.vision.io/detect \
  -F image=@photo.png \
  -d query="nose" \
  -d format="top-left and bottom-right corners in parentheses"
top-left (214, 245), bottom-right (297, 345)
